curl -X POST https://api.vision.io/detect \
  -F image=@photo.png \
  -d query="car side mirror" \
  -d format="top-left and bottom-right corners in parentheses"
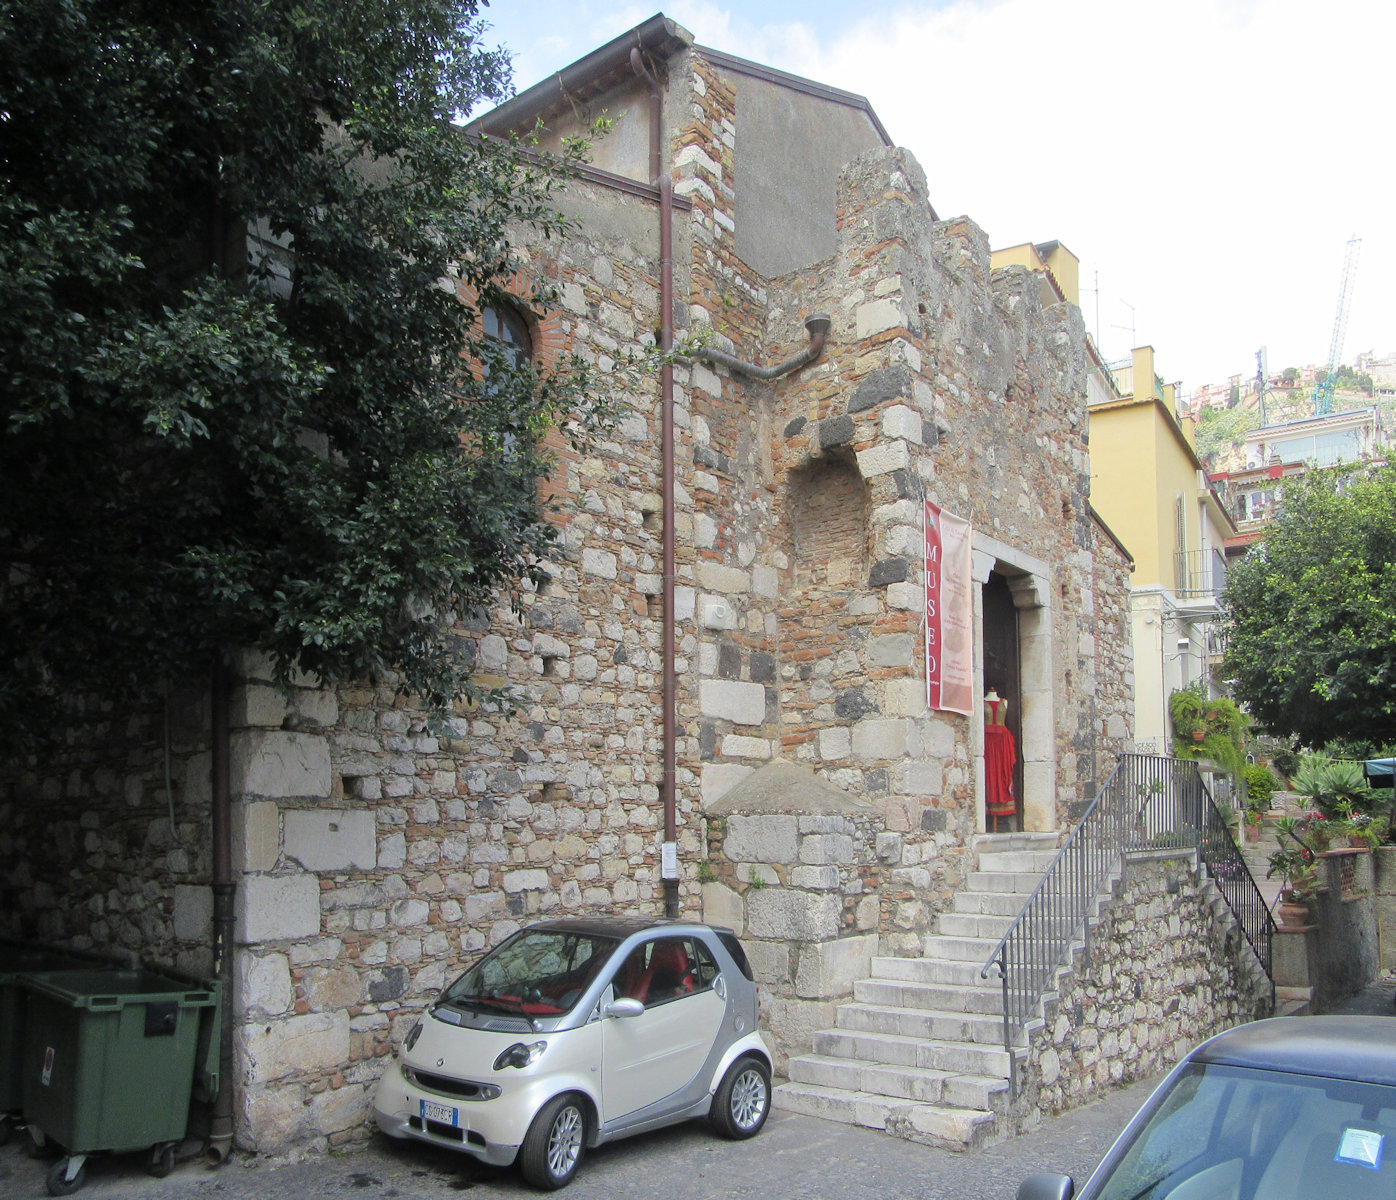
top-left (1017, 1174), bottom-right (1074, 1200)
top-left (604, 997), bottom-right (645, 1019)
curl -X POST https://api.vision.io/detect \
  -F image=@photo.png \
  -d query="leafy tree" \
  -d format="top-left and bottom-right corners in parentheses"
top-left (1224, 465), bottom-right (1396, 747)
top-left (1, 0), bottom-right (602, 747)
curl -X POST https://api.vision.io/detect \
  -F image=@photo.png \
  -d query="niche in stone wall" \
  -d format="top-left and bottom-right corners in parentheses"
top-left (778, 453), bottom-right (874, 763)
top-left (786, 453), bottom-right (871, 588)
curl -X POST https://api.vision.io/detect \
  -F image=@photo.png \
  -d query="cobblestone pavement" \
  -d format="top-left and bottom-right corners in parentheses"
top-left (0, 1073), bottom-right (1162, 1200)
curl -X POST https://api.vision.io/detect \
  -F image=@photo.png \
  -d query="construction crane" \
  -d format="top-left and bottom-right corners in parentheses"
top-left (1314, 235), bottom-right (1362, 416)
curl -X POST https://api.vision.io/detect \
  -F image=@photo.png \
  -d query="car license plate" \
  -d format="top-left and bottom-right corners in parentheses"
top-left (421, 1099), bottom-right (459, 1127)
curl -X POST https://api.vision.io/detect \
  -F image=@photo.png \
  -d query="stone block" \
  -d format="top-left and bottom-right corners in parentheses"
top-left (231, 730), bottom-right (331, 800)
top-left (700, 680), bottom-right (766, 726)
top-left (790, 865), bottom-right (839, 890)
top-left (723, 813), bottom-right (798, 863)
top-left (744, 939), bottom-right (790, 985)
top-left (701, 882), bottom-right (745, 934)
top-left (721, 734), bottom-right (772, 760)
top-left (237, 873), bottom-right (321, 943)
top-left (173, 884), bottom-right (212, 942)
top-left (852, 719), bottom-right (911, 761)
top-left (867, 634), bottom-right (916, 669)
top-left (239, 1010), bottom-right (350, 1082)
top-left (884, 677), bottom-right (927, 716)
top-left (503, 868), bottom-right (550, 893)
top-left (881, 404), bottom-right (923, 442)
top-left (856, 298), bottom-right (904, 338)
top-left (696, 563), bottom-right (750, 594)
top-left (702, 763), bottom-right (755, 808)
top-left (892, 760), bottom-right (943, 796)
top-left (302, 964), bottom-right (363, 1010)
top-left (237, 951), bottom-right (292, 1018)
top-left (819, 726), bottom-right (852, 760)
top-left (581, 548), bottom-right (617, 579)
top-left (311, 1082), bottom-right (369, 1136)
top-left (856, 441), bottom-right (910, 478)
top-left (799, 833), bottom-right (855, 865)
top-left (237, 1084), bottom-right (312, 1152)
top-left (234, 684), bottom-right (290, 729)
top-left (747, 889), bottom-right (841, 941)
top-left (283, 809), bottom-right (376, 872)
top-left (794, 933), bottom-right (878, 999)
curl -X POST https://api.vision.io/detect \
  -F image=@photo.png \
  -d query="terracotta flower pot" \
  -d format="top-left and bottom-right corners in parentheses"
top-left (1277, 900), bottom-right (1312, 928)
top-left (1191, 730), bottom-right (1206, 742)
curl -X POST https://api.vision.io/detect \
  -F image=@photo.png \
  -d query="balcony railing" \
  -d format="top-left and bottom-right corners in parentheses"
top-left (1174, 547), bottom-right (1227, 599)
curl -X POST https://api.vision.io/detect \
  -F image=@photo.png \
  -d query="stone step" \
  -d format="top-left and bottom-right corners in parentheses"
top-left (854, 977), bottom-right (1005, 1015)
top-left (976, 850), bottom-right (1060, 874)
top-left (812, 1027), bottom-right (1012, 1077)
top-left (786, 1053), bottom-right (1011, 1114)
top-left (835, 1002), bottom-right (1005, 1044)
top-left (871, 955), bottom-right (993, 987)
top-left (937, 910), bottom-right (1016, 939)
top-left (972, 831), bottom-right (1061, 855)
top-left (773, 1083), bottom-right (996, 1152)
top-left (952, 890), bottom-right (1032, 917)
top-left (921, 934), bottom-right (1003, 962)
top-left (966, 870), bottom-right (1045, 894)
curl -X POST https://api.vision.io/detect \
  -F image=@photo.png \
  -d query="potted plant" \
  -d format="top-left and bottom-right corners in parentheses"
top-left (1300, 810), bottom-right (1333, 853)
top-left (1336, 800), bottom-right (1380, 849)
top-left (1267, 845), bottom-right (1318, 927)
top-left (1168, 685), bottom-right (1206, 746)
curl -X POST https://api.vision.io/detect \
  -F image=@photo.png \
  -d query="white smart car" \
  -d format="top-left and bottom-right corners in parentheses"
top-left (374, 917), bottom-right (772, 1189)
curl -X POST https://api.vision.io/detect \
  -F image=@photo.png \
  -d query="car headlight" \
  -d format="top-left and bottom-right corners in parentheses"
top-left (493, 1040), bottom-right (548, 1071)
top-left (404, 1021), bottom-right (424, 1052)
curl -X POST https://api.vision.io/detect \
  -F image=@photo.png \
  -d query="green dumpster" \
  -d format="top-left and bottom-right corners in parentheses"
top-left (0, 940), bottom-right (110, 1141)
top-left (19, 967), bottom-right (220, 1195)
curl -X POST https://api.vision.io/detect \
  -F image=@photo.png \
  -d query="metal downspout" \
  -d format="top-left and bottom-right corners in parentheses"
top-left (630, 46), bottom-right (680, 920)
top-left (689, 315), bottom-right (831, 379)
top-left (207, 658), bottom-right (235, 1163)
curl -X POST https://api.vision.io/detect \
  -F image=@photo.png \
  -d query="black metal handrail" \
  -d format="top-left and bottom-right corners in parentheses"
top-left (979, 753), bottom-right (1274, 1093)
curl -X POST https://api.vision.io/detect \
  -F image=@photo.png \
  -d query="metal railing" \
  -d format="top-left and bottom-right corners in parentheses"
top-left (1174, 547), bottom-right (1227, 599)
top-left (979, 753), bottom-right (1274, 1092)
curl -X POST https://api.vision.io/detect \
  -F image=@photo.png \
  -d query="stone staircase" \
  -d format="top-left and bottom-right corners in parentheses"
top-left (774, 832), bottom-right (1062, 1151)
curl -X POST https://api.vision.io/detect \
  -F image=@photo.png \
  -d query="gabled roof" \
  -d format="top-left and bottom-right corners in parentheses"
top-left (470, 11), bottom-right (893, 148)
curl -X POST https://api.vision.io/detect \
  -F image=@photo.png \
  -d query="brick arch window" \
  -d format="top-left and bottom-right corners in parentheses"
top-left (482, 302), bottom-right (532, 367)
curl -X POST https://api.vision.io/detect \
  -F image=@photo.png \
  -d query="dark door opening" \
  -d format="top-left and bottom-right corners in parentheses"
top-left (982, 571), bottom-right (1023, 830)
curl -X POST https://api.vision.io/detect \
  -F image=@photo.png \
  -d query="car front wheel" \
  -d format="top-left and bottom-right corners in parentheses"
top-left (710, 1056), bottom-right (770, 1139)
top-left (519, 1093), bottom-right (587, 1190)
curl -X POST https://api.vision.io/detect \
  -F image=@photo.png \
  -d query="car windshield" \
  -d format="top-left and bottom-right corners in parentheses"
top-left (439, 930), bottom-right (619, 1019)
top-left (1092, 1061), bottom-right (1396, 1200)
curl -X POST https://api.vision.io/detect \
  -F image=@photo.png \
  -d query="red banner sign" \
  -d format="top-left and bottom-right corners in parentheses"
top-left (925, 501), bottom-right (973, 715)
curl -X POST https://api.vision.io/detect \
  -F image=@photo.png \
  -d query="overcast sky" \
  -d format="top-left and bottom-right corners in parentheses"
top-left (474, 0), bottom-right (1393, 395)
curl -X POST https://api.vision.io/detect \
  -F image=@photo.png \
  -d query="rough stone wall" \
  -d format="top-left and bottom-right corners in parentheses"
top-left (0, 44), bottom-right (1137, 1155)
top-left (1011, 854), bottom-right (1272, 1132)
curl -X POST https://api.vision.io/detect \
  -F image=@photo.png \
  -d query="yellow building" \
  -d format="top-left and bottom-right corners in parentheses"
top-left (1089, 346), bottom-right (1236, 750)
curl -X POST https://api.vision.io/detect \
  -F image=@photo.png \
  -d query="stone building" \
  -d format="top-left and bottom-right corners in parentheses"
top-left (0, 14), bottom-right (1136, 1152)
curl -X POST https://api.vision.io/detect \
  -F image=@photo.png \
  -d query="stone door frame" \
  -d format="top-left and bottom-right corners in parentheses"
top-left (971, 534), bottom-right (1056, 834)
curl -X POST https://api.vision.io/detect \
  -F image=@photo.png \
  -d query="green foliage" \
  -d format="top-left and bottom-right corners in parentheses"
top-left (1243, 763), bottom-right (1276, 808)
top-left (1194, 405), bottom-right (1259, 462)
top-left (1291, 754), bottom-right (1369, 820)
top-left (1266, 842), bottom-right (1318, 901)
top-left (0, 1), bottom-right (607, 745)
top-left (1224, 464), bottom-right (1396, 748)
top-left (1169, 684), bottom-right (1247, 778)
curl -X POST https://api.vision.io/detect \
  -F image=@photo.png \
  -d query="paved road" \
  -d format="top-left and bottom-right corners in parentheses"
top-left (12, 972), bottom-right (1396, 1200)
top-left (0, 1073), bottom-right (1160, 1200)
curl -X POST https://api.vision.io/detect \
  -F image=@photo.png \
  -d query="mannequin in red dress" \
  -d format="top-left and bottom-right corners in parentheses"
top-left (984, 687), bottom-right (1017, 832)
